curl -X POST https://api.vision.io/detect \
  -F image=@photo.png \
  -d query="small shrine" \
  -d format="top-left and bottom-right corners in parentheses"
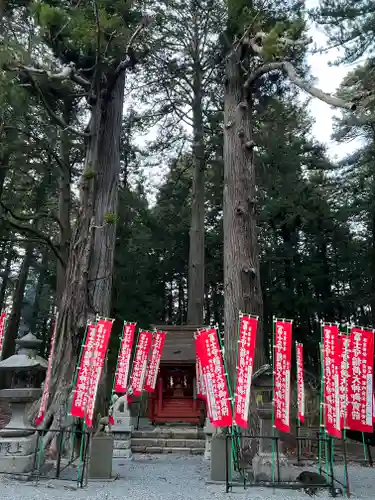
top-left (148, 325), bottom-right (205, 425)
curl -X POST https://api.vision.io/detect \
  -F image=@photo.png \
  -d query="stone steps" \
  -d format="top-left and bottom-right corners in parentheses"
top-left (132, 428), bottom-right (205, 440)
top-left (113, 426), bottom-right (206, 456)
top-left (131, 446), bottom-right (204, 455)
top-left (131, 437), bottom-right (204, 454)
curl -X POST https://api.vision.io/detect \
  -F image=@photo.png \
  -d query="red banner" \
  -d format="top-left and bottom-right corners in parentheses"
top-left (274, 320), bottom-right (292, 433)
top-left (323, 325), bottom-right (341, 438)
top-left (338, 334), bottom-right (351, 428)
top-left (35, 316), bottom-right (58, 425)
top-left (346, 327), bottom-right (374, 433)
top-left (296, 342), bottom-right (305, 423)
top-left (195, 331), bottom-right (210, 412)
top-left (234, 315), bottom-right (258, 429)
top-left (197, 328), bottom-right (232, 427)
top-left (114, 322), bottom-right (136, 393)
top-left (144, 331), bottom-right (166, 392)
top-left (195, 354), bottom-right (205, 400)
top-left (0, 312), bottom-right (6, 359)
top-left (85, 319), bottom-right (113, 427)
top-left (129, 330), bottom-right (153, 397)
top-left (71, 323), bottom-right (97, 418)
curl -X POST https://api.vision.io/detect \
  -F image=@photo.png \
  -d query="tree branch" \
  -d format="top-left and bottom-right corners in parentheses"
top-left (28, 75), bottom-right (90, 137)
top-left (90, 0), bottom-right (101, 93)
top-left (114, 17), bottom-right (152, 77)
top-left (9, 62), bottom-right (91, 89)
top-left (0, 201), bottom-right (64, 234)
top-left (1, 215), bottom-right (65, 267)
top-left (2, 125), bottom-right (70, 174)
top-left (244, 61), bottom-right (356, 111)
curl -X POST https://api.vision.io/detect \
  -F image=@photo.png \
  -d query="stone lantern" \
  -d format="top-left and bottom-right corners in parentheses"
top-left (251, 364), bottom-right (293, 482)
top-left (0, 332), bottom-right (47, 474)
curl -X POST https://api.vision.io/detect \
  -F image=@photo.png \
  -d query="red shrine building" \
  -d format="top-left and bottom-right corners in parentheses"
top-left (148, 325), bottom-right (205, 425)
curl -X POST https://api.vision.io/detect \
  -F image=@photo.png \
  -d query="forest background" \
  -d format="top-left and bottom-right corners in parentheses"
top-left (0, 0), bottom-right (373, 426)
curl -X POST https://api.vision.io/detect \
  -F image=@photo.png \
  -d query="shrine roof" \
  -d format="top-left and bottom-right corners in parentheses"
top-left (152, 325), bottom-right (204, 363)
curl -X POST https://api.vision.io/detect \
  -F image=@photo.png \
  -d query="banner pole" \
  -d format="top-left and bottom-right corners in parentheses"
top-left (215, 324), bottom-right (238, 477)
top-left (271, 316), bottom-right (276, 487)
top-left (343, 325), bottom-right (350, 497)
top-left (233, 313), bottom-right (241, 405)
top-left (320, 324), bottom-right (329, 481)
top-left (132, 328), bottom-right (144, 431)
top-left (81, 317), bottom-right (115, 487)
top-left (318, 332), bottom-right (324, 475)
top-left (233, 314), bottom-right (243, 474)
top-left (330, 327), bottom-right (337, 484)
top-left (347, 324), bottom-right (368, 464)
top-left (77, 319), bottom-right (99, 486)
top-left (35, 314), bottom-right (59, 474)
top-left (295, 342), bottom-right (301, 463)
top-left (110, 321), bottom-right (126, 399)
top-left (69, 322), bottom-right (90, 464)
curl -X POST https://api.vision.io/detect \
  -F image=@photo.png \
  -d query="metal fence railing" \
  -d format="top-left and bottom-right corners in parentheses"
top-left (0, 425), bottom-right (91, 487)
top-left (225, 432), bottom-right (347, 497)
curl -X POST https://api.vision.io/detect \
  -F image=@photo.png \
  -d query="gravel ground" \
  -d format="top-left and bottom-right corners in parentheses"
top-left (0, 455), bottom-right (374, 499)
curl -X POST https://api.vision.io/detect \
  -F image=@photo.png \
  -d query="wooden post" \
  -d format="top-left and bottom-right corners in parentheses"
top-left (157, 374), bottom-right (163, 415)
top-left (193, 369), bottom-right (197, 412)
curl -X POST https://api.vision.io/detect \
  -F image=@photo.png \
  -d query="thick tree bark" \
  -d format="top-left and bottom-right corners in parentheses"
top-left (212, 283), bottom-right (222, 326)
top-left (223, 51), bottom-right (264, 388)
top-left (371, 200), bottom-right (375, 326)
top-left (315, 224), bottom-right (334, 321)
top-left (187, 65), bottom-right (206, 326)
top-left (41, 72), bottom-right (126, 434)
top-left (204, 284), bottom-right (211, 325)
top-left (0, 243), bottom-right (13, 307)
top-left (30, 250), bottom-right (49, 334)
top-left (2, 243), bottom-right (34, 360)
top-left (0, 152), bottom-right (9, 232)
top-left (281, 225), bottom-right (297, 319)
top-left (56, 101), bottom-right (72, 305)
top-left (177, 277), bottom-right (185, 324)
top-left (167, 281), bottom-right (173, 322)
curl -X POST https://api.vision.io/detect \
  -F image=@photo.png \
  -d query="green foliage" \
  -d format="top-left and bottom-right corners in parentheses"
top-left (33, 2), bottom-right (67, 31)
top-left (2, 0), bottom-right (375, 380)
top-left (311, 0), bottom-right (375, 63)
top-left (104, 212), bottom-right (119, 224)
top-left (82, 168), bottom-right (96, 180)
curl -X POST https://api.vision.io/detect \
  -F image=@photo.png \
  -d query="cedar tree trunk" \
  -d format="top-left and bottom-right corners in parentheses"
top-left (38, 72), bottom-right (126, 436)
top-left (56, 101), bottom-right (72, 305)
top-left (187, 65), bottom-right (205, 326)
top-left (0, 243), bottom-right (13, 307)
top-left (2, 243), bottom-right (34, 360)
top-left (223, 50), bottom-right (264, 385)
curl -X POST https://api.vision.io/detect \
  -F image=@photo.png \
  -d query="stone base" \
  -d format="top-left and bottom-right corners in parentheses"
top-left (113, 448), bottom-right (132, 458)
top-left (113, 432), bottom-right (132, 460)
top-left (0, 453), bottom-right (37, 474)
top-left (0, 432), bottom-right (43, 474)
top-left (252, 453), bottom-right (294, 482)
top-left (203, 418), bottom-right (213, 461)
top-left (88, 435), bottom-right (114, 479)
top-left (204, 439), bottom-right (211, 460)
top-left (210, 434), bottom-right (231, 482)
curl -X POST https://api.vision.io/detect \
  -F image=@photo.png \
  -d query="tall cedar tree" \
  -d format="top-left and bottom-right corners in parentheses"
top-left (222, 0), bottom-right (354, 388)
top-left (3, 0), bottom-right (149, 440)
top-left (136, 0), bottom-right (225, 325)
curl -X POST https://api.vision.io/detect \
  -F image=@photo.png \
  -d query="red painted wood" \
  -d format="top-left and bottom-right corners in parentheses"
top-left (149, 365), bottom-right (204, 424)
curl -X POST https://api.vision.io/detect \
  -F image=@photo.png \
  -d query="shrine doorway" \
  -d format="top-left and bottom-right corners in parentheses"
top-left (149, 364), bottom-right (204, 425)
